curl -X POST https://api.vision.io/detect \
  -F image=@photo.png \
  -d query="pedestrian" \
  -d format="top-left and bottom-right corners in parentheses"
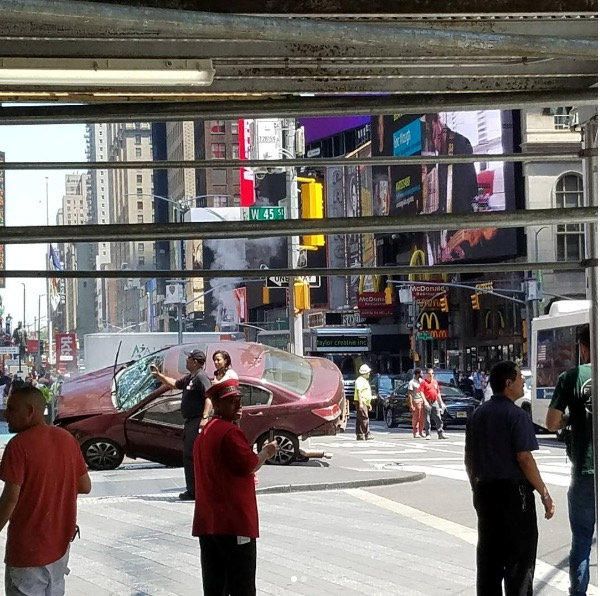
top-left (545, 325), bottom-right (595, 596)
top-left (465, 360), bottom-right (555, 596)
top-left (407, 368), bottom-right (426, 438)
top-left (212, 350), bottom-right (239, 385)
top-left (421, 368), bottom-right (447, 440)
top-left (150, 349), bottom-right (211, 501)
top-left (354, 364), bottom-right (373, 441)
top-left (0, 386), bottom-right (91, 595)
top-left (193, 379), bottom-right (278, 595)
top-left (472, 369), bottom-right (485, 401)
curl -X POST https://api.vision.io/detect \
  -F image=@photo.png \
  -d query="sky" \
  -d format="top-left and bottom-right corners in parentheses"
top-left (0, 123), bottom-right (86, 331)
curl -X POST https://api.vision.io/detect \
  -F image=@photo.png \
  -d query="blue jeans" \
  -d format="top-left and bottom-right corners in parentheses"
top-left (568, 474), bottom-right (596, 596)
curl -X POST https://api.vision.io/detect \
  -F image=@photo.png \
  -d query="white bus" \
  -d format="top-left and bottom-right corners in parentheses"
top-left (531, 300), bottom-right (591, 430)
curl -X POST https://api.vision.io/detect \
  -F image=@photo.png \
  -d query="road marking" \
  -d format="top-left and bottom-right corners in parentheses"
top-left (345, 488), bottom-right (596, 594)
top-left (364, 456), bottom-right (465, 463)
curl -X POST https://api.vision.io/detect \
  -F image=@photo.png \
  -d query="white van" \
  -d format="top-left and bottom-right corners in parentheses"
top-left (531, 300), bottom-right (591, 430)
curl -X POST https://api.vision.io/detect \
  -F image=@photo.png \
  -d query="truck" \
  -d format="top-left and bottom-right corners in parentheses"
top-left (531, 300), bottom-right (591, 430)
top-left (83, 331), bottom-right (244, 373)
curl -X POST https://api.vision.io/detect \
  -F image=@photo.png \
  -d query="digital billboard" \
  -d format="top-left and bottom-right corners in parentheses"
top-left (371, 111), bottom-right (519, 265)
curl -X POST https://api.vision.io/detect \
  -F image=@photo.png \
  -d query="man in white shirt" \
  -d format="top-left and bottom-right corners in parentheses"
top-left (354, 364), bottom-right (373, 441)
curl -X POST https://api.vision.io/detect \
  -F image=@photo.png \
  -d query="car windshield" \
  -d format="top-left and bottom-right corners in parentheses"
top-left (440, 385), bottom-right (465, 398)
top-left (435, 371), bottom-right (456, 385)
top-left (113, 351), bottom-right (165, 411)
top-left (263, 348), bottom-right (312, 395)
top-left (378, 376), bottom-right (394, 392)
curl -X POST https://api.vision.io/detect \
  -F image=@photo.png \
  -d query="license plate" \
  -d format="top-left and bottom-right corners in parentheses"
top-left (456, 411), bottom-right (468, 418)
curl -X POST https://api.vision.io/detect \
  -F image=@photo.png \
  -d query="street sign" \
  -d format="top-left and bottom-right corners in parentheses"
top-left (164, 282), bottom-right (186, 305)
top-left (0, 346), bottom-right (18, 355)
top-left (267, 275), bottom-right (321, 288)
top-left (248, 206), bottom-right (286, 221)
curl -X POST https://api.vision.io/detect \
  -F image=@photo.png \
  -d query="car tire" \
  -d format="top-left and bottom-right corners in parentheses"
top-left (385, 408), bottom-right (398, 428)
top-left (81, 439), bottom-right (125, 471)
top-left (258, 430), bottom-right (299, 466)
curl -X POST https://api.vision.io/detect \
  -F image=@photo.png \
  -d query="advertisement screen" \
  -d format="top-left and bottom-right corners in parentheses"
top-left (371, 111), bottom-right (518, 265)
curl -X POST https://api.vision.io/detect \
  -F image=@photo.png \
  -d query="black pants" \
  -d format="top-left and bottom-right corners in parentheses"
top-left (199, 535), bottom-right (257, 596)
top-left (183, 417), bottom-right (200, 495)
top-left (473, 481), bottom-right (538, 596)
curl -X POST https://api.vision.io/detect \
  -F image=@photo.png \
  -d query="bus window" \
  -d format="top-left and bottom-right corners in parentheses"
top-left (536, 326), bottom-right (578, 400)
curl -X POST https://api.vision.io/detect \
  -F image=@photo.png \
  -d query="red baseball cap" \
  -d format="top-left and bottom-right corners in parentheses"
top-left (206, 378), bottom-right (242, 401)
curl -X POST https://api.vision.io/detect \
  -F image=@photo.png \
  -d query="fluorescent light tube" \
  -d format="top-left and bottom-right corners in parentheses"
top-left (0, 58), bottom-right (215, 87)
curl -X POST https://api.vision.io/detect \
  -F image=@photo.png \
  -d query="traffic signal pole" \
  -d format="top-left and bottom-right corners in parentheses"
top-left (285, 118), bottom-right (303, 356)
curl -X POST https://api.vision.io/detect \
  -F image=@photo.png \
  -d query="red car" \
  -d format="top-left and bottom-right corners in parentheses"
top-left (55, 342), bottom-right (346, 470)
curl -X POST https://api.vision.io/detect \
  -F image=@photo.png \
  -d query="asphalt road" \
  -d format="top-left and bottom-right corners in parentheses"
top-left (0, 422), bottom-right (595, 595)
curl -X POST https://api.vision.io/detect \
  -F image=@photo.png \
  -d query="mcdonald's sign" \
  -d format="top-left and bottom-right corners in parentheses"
top-left (419, 311), bottom-right (449, 340)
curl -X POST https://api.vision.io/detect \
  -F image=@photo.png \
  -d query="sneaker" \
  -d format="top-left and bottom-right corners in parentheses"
top-left (413, 433), bottom-right (418, 438)
top-left (356, 435), bottom-right (365, 441)
top-left (419, 432), bottom-right (426, 438)
top-left (425, 434), bottom-right (431, 440)
top-left (438, 433), bottom-right (448, 440)
top-left (365, 434), bottom-right (375, 441)
top-left (179, 491), bottom-right (195, 501)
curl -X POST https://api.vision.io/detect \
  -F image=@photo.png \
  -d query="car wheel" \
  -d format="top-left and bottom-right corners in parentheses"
top-left (258, 430), bottom-right (299, 466)
top-left (81, 439), bottom-right (125, 471)
top-left (385, 408), bottom-right (398, 428)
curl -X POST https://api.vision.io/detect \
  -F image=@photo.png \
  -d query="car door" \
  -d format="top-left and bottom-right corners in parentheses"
top-left (390, 383), bottom-right (410, 421)
top-left (124, 392), bottom-right (184, 466)
top-left (238, 383), bottom-right (275, 446)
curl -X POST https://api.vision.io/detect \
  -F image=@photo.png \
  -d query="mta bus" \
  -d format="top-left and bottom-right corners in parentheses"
top-left (531, 300), bottom-right (591, 430)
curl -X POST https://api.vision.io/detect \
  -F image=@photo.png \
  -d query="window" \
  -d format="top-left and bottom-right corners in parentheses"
top-left (138, 256), bottom-right (145, 266)
top-left (239, 384), bottom-right (272, 407)
top-left (231, 121), bottom-right (239, 136)
top-left (114, 353), bottom-right (165, 410)
top-left (231, 145), bottom-right (239, 160)
top-left (135, 147), bottom-right (142, 158)
top-left (137, 214), bottom-right (144, 224)
top-left (210, 120), bottom-right (226, 134)
top-left (138, 242), bottom-right (145, 252)
top-left (135, 135), bottom-right (142, 145)
top-left (555, 173), bottom-right (584, 261)
top-left (212, 169), bottom-right (227, 186)
top-left (210, 143), bottom-right (226, 159)
top-left (136, 174), bottom-right (143, 184)
top-left (136, 398), bottom-right (185, 427)
top-left (262, 348), bottom-right (312, 394)
top-left (542, 106), bottom-right (572, 130)
top-left (137, 201), bottom-right (144, 210)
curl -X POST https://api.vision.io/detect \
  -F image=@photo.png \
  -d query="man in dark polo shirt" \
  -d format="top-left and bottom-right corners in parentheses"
top-left (465, 360), bottom-right (555, 596)
top-left (151, 349), bottom-right (211, 501)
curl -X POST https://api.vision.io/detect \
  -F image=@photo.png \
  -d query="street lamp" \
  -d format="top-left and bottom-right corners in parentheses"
top-left (533, 226), bottom-right (550, 317)
top-left (37, 293), bottom-right (47, 371)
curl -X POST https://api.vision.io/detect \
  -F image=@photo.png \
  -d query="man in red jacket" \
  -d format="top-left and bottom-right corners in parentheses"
top-left (193, 379), bottom-right (277, 595)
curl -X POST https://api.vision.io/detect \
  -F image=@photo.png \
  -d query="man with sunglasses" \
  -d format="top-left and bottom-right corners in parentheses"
top-left (151, 349), bottom-right (211, 501)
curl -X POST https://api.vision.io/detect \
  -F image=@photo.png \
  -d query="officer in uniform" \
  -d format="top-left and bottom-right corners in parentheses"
top-left (151, 349), bottom-right (211, 501)
top-left (465, 360), bottom-right (555, 595)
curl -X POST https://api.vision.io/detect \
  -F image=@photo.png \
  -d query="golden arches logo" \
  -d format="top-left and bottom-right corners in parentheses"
top-left (419, 311), bottom-right (441, 330)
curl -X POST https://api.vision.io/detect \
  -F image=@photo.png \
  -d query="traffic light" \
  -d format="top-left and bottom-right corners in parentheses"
top-left (300, 180), bottom-right (325, 248)
top-left (439, 295), bottom-right (449, 313)
top-left (293, 279), bottom-right (311, 313)
top-left (470, 293), bottom-right (480, 310)
top-left (262, 286), bottom-right (270, 305)
top-left (384, 284), bottom-right (394, 305)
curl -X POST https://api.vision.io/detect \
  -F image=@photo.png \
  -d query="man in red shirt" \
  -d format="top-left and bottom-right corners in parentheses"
top-left (420, 368), bottom-right (448, 440)
top-left (193, 379), bottom-right (277, 595)
top-left (0, 386), bottom-right (91, 595)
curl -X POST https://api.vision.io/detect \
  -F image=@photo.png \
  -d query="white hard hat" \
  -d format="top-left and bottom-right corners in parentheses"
top-left (359, 364), bottom-right (371, 375)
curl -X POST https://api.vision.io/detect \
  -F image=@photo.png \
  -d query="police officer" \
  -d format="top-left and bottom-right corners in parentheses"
top-left (151, 349), bottom-right (211, 501)
top-left (465, 360), bottom-right (555, 595)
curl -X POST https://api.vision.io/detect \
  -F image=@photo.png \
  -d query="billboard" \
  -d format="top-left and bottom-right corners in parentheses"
top-left (0, 151), bottom-right (4, 288)
top-left (55, 332), bottom-right (77, 372)
top-left (371, 111), bottom-right (518, 265)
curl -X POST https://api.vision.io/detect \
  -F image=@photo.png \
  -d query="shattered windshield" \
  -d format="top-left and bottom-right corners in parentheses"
top-left (113, 351), bottom-right (166, 411)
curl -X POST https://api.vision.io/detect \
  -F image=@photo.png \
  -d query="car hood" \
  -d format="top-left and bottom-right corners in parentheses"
top-left (56, 365), bottom-right (116, 420)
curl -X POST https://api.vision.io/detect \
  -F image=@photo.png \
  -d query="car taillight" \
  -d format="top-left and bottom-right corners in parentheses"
top-left (311, 404), bottom-right (341, 421)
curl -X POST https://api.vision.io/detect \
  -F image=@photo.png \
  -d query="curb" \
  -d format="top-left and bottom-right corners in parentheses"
top-left (256, 472), bottom-right (426, 495)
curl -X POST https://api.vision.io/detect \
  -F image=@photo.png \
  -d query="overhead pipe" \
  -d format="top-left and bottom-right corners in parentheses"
top-left (1, 0), bottom-right (596, 58)
top-left (0, 151), bottom-right (588, 171)
top-left (0, 207), bottom-right (596, 245)
top-left (0, 90), bottom-right (596, 125)
top-left (0, 260), bottom-right (593, 280)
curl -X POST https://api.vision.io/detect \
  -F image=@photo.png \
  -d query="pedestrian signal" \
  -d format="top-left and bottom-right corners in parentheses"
top-left (439, 295), bottom-right (449, 313)
top-left (293, 280), bottom-right (310, 313)
top-left (470, 293), bottom-right (480, 310)
top-left (262, 286), bottom-right (270, 305)
top-left (300, 181), bottom-right (324, 247)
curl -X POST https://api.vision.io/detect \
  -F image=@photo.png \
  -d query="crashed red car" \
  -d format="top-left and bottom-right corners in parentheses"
top-left (55, 342), bottom-right (346, 470)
